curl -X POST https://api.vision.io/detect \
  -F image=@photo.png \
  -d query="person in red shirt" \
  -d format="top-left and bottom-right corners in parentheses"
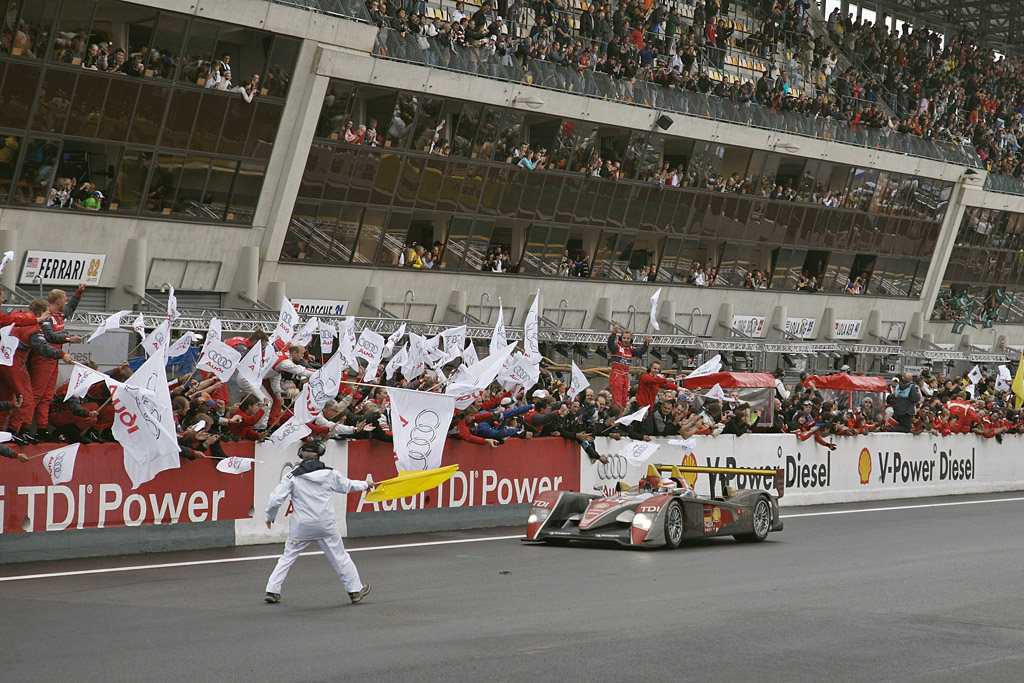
top-left (3, 299), bottom-right (73, 442)
top-left (635, 361), bottom-right (678, 409)
top-left (31, 286), bottom-right (84, 440)
top-left (228, 395), bottom-right (268, 441)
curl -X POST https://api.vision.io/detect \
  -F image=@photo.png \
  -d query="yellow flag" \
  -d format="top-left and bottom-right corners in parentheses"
top-left (364, 465), bottom-right (459, 502)
top-left (1012, 351), bottom-right (1024, 410)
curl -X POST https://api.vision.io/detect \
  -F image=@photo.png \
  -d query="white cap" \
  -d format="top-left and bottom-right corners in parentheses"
top-left (532, 389), bottom-right (548, 399)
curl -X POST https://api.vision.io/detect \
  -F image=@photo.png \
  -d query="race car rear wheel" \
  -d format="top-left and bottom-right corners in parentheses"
top-left (663, 500), bottom-right (684, 549)
top-left (736, 496), bottom-right (771, 543)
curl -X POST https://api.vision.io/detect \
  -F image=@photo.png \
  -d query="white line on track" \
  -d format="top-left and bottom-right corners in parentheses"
top-left (2, 496), bottom-right (1022, 583)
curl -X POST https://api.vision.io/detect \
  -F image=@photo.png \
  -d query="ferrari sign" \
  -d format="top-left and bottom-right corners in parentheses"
top-left (20, 250), bottom-right (105, 286)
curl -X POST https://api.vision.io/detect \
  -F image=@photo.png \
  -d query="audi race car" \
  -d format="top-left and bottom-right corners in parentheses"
top-left (525, 464), bottom-right (784, 548)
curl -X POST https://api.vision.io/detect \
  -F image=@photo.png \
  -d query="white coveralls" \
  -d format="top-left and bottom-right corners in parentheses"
top-left (265, 466), bottom-right (368, 595)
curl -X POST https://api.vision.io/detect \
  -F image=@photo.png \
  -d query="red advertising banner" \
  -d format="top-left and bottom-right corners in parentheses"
top-left (347, 437), bottom-right (581, 513)
top-left (0, 443), bottom-right (255, 534)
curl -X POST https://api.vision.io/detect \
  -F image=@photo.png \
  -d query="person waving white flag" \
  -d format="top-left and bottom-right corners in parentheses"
top-left (462, 340), bottom-right (478, 367)
top-left (383, 322), bottom-right (406, 358)
top-left (0, 323), bottom-right (17, 367)
top-left (386, 344), bottom-right (407, 380)
top-left (167, 332), bottom-right (197, 358)
top-left (0, 250), bottom-right (13, 276)
top-left (41, 443), bottom-right (80, 485)
top-left (107, 339), bottom-right (181, 489)
top-left (355, 328), bottom-right (386, 381)
top-left (296, 349), bottom-right (345, 421)
top-left (236, 341), bottom-right (265, 389)
top-left (620, 440), bottom-right (660, 466)
top-left (489, 299), bottom-right (508, 356)
top-left (271, 296), bottom-right (299, 347)
top-left (615, 404), bottom-right (649, 425)
top-left (216, 455), bottom-right (258, 475)
top-left (141, 319), bottom-right (170, 356)
top-left (87, 310), bottom-right (131, 342)
top-left (441, 325), bottom-right (467, 363)
top-left (66, 363), bottom-right (105, 400)
top-left (387, 387), bottom-right (457, 471)
top-left (196, 339), bottom-right (242, 382)
top-left (649, 288), bottom-right (662, 331)
top-left (567, 361), bottom-right (590, 401)
top-left (267, 415), bottom-right (311, 450)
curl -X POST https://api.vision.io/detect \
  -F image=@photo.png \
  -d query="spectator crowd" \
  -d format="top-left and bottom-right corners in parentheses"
top-left (2, 284), bottom-right (1022, 465)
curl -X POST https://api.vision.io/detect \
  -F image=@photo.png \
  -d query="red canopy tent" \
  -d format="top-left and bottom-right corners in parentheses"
top-left (806, 373), bottom-right (889, 419)
top-left (683, 372), bottom-right (776, 421)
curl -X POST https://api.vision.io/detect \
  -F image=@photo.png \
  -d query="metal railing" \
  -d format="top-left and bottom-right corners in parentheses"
top-left (372, 28), bottom-right (980, 168)
top-left (983, 172), bottom-right (1024, 197)
top-left (272, 0), bottom-right (371, 23)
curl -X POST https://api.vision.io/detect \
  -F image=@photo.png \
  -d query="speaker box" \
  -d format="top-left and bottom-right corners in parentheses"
top-left (656, 115), bottom-right (673, 130)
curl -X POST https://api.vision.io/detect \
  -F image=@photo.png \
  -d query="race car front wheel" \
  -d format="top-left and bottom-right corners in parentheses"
top-left (736, 496), bottom-right (771, 543)
top-left (663, 500), bottom-right (684, 549)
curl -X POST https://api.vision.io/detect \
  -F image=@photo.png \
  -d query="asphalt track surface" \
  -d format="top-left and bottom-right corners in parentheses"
top-left (3, 493), bottom-right (1024, 683)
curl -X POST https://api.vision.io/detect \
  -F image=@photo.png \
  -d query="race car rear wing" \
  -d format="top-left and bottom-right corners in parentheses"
top-left (646, 463), bottom-right (785, 499)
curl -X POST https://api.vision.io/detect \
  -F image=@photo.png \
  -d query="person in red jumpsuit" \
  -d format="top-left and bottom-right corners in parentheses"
top-left (5, 300), bottom-right (73, 443)
top-left (31, 286), bottom-right (84, 440)
top-left (606, 323), bottom-right (649, 408)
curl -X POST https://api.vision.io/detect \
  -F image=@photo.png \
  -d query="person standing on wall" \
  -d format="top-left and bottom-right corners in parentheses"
top-left (264, 440), bottom-right (379, 605)
top-left (31, 285), bottom-right (85, 441)
top-left (607, 323), bottom-right (649, 408)
top-left (891, 372), bottom-right (921, 433)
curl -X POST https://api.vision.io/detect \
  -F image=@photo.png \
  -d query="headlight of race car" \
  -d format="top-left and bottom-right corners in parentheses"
top-left (632, 512), bottom-right (653, 531)
top-left (528, 508), bottom-right (551, 525)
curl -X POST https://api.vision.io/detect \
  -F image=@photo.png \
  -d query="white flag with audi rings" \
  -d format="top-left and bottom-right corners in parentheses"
top-left (196, 339), bottom-right (242, 383)
top-left (386, 387), bottom-right (456, 472)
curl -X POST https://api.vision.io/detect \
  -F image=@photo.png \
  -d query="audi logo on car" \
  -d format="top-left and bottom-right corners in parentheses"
top-left (406, 409), bottom-right (441, 469)
top-left (595, 455), bottom-right (629, 480)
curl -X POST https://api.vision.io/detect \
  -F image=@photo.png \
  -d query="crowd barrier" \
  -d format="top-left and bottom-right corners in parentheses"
top-left (2, 434), bottom-right (1022, 562)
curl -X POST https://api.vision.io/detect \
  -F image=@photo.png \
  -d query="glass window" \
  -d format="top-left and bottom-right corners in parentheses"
top-left (317, 81), bottom-right (357, 140)
top-left (3, 0), bottom-right (59, 59)
top-left (283, 202), bottom-right (322, 261)
top-left (146, 12), bottom-right (187, 79)
top-left (495, 110), bottom-right (523, 162)
top-left (127, 83), bottom-right (169, 144)
top-left (31, 68), bottom-right (76, 134)
top-left (261, 36), bottom-right (299, 98)
top-left (96, 78), bottom-right (139, 141)
top-left (450, 103), bottom-right (481, 158)
top-left (54, 139), bottom-right (118, 204)
top-left (198, 157), bottom-right (236, 219)
top-left (457, 163), bottom-right (484, 214)
top-left (245, 101), bottom-right (282, 159)
top-left (518, 169), bottom-right (544, 220)
top-left (439, 161), bottom-right (466, 212)
top-left (822, 252), bottom-right (855, 293)
top-left (384, 93), bottom-right (419, 150)
top-left (555, 173), bottom-right (580, 223)
top-left (297, 144), bottom-right (331, 200)
top-left (1, 63), bottom-right (41, 129)
top-left (159, 89), bottom-right (200, 149)
top-left (52, 0), bottom-right (96, 65)
top-left (0, 133), bottom-right (22, 202)
top-left (478, 165), bottom-right (506, 215)
top-left (369, 152), bottom-right (399, 205)
top-left (440, 217), bottom-right (473, 271)
top-left (393, 155), bottom-right (424, 208)
top-left (352, 208), bottom-right (386, 264)
top-left (329, 205), bottom-right (362, 264)
top-left (376, 211), bottom-right (410, 265)
top-left (213, 27), bottom-right (270, 95)
top-left (64, 72), bottom-right (108, 138)
top-left (520, 224), bottom-right (548, 275)
top-left (346, 150), bottom-right (379, 204)
top-left (188, 91), bottom-right (229, 153)
top-left (14, 138), bottom-right (59, 205)
top-left (408, 96), bottom-right (445, 152)
top-left (464, 219), bottom-right (494, 272)
top-left (225, 160), bottom-right (263, 224)
top-left (471, 106), bottom-right (503, 161)
top-left (414, 156), bottom-right (444, 209)
top-left (179, 19), bottom-right (219, 85)
top-left (591, 231), bottom-right (619, 279)
top-left (606, 181), bottom-right (632, 228)
top-left (143, 152), bottom-right (181, 214)
top-left (168, 154), bottom-right (210, 218)
top-left (572, 177), bottom-right (597, 224)
top-left (541, 226), bottom-right (570, 276)
top-left (109, 148), bottom-right (150, 213)
top-left (216, 96), bottom-right (254, 156)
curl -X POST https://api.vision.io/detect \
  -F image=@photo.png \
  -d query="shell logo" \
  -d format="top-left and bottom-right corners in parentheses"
top-left (681, 453), bottom-right (699, 488)
top-left (711, 507), bottom-right (722, 523)
top-left (858, 448), bottom-right (872, 485)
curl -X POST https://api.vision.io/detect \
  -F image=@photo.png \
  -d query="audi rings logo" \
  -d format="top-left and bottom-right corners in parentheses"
top-left (596, 455), bottom-right (628, 480)
top-left (406, 409), bottom-right (440, 469)
top-left (206, 350), bottom-right (235, 368)
top-left (48, 453), bottom-right (66, 479)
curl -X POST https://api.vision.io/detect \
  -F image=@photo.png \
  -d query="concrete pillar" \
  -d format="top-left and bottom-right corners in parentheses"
top-left (821, 307), bottom-right (836, 339)
top-left (0, 229), bottom-right (16, 293)
top-left (362, 286), bottom-right (382, 316)
top-left (717, 302), bottom-right (734, 335)
top-left (996, 334), bottom-right (1008, 357)
top-left (110, 238), bottom-right (146, 311)
top-left (660, 298), bottom-right (677, 333)
top-left (227, 246), bottom-right (260, 309)
top-left (595, 297), bottom-right (612, 330)
top-left (907, 311), bottom-right (923, 342)
top-left (767, 305), bottom-right (788, 340)
top-left (523, 290), bottom-right (541, 327)
top-left (866, 308), bottom-right (881, 341)
top-left (959, 333), bottom-right (972, 351)
top-left (445, 290), bottom-right (467, 323)
top-left (922, 333), bottom-right (934, 348)
top-left (266, 281), bottom-right (287, 311)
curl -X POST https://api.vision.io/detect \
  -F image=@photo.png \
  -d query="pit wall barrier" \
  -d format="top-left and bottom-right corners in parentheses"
top-left (2, 435), bottom-right (1022, 563)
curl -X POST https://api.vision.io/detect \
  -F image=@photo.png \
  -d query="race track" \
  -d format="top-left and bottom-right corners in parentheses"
top-left (3, 493), bottom-right (1024, 682)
